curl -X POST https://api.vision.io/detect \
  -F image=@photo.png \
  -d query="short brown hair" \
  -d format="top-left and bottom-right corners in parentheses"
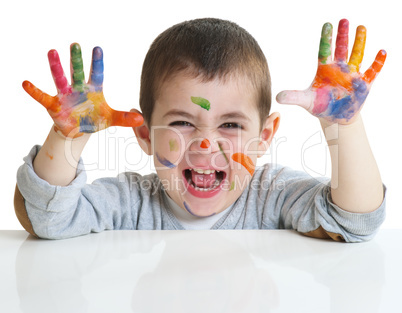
top-left (140, 18), bottom-right (271, 128)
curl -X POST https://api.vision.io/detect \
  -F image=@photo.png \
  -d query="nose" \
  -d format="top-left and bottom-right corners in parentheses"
top-left (189, 136), bottom-right (219, 153)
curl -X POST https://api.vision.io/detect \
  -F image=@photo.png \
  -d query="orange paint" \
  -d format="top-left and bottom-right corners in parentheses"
top-left (45, 151), bottom-right (54, 160)
top-left (23, 44), bottom-right (144, 139)
top-left (312, 64), bottom-right (353, 90)
top-left (22, 81), bottom-right (59, 112)
top-left (363, 50), bottom-right (387, 84)
top-left (232, 153), bottom-right (255, 175)
top-left (200, 138), bottom-right (210, 149)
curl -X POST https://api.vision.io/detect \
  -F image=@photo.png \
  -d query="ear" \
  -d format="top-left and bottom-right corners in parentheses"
top-left (131, 109), bottom-right (152, 155)
top-left (257, 112), bottom-right (280, 158)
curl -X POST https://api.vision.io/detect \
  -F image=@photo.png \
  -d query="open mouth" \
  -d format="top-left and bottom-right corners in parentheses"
top-left (183, 168), bottom-right (227, 198)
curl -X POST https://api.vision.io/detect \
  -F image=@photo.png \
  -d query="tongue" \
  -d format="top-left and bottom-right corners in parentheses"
top-left (191, 171), bottom-right (217, 188)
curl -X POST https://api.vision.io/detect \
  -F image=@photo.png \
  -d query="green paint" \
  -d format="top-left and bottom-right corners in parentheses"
top-left (169, 139), bottom-right (179, 152)
top-left (318, 23), bottom-right (332, 64)
top-left (229, 181), bottom-right (235, 191)
top-left (191, 96), bottom-right (210, 111)
top-left (71, 44), bottom-right (85, 91)
top-left (218, 143), bottom-right (229, 164)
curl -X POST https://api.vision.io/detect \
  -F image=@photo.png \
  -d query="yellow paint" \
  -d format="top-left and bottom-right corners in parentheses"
top-left (348, 26), bottom-right (366, 73)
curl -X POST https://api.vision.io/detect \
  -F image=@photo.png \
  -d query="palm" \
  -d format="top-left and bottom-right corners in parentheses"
top-left (276, 19), bottom-right (386, 125)
top-left (23, 43), bottom-right (143, 137)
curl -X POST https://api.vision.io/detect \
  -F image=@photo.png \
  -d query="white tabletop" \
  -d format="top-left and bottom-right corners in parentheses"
top-left (1, 229), bottom-right (401, 313)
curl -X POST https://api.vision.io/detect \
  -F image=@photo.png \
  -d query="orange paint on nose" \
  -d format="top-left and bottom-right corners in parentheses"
top-left (200, 139), bottom-right (210, 149)
top-left (232, 153), bottom-right (255, 175)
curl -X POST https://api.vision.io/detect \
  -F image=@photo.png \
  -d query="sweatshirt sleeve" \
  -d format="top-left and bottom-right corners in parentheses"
top-left (16, 145), bottom-right (139, 239)
top-left (260, 165), bottom-right (386, 243)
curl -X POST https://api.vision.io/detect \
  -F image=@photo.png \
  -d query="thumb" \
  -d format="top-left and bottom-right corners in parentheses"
top-left (276, 89), bottom-right (315, 111)
top-left (111, 109), bottom-right (144, 128)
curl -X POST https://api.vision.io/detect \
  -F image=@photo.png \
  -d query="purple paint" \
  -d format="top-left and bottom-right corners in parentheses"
top-left (183, 201), bottom-right (216, 217)
top-left (155, 152), bottom-right (176, 168)
top-left (183, 201), bottom-right (198, 216)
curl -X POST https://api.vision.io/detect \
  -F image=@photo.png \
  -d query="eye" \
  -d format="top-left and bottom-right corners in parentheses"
top-left (169, 121), bottom-right (193, 127)
top-left (220, 122), bottom-right (243, 129)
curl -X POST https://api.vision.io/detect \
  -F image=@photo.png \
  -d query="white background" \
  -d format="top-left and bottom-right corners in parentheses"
top-left (1, 0), bottom-right (400, 230)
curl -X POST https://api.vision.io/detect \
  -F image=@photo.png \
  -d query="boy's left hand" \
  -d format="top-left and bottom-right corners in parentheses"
top-left (276, 19), bottom-right (386, 125)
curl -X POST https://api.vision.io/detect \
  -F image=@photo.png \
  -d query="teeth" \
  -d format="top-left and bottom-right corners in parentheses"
top-left (191, 168), bottom-right (216, 174)
top-left (193, 179), bottom-right (220, 191)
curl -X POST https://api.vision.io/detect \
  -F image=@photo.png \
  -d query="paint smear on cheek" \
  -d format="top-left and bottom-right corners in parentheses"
top-left (232, 153), bottom-right (255, 175)
top-left (169, 139), bottom-right (179, 152)
top-left (191, 96), bottom-right (210, 111)
top-left (156, 152), bottom-right (176, 168)
top-left (218, 143), bottom-right (229, 164)
top-left (229, 181), bottom-right (235, 191)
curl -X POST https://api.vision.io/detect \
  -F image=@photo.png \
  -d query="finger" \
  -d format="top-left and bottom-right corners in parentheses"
top-left (318, 22), bottom-right (333, 64)
top-left (70, 43), bottom-right (85, 92)
top-left (22, 80), bottom-right (59, 111)
top-left (110, 110), bottom-right (144, 128)
top-left (363, 50), bottom-right (387, 84)
top-left (89, 46), bottom-right (104, 90)
top-left (348, 25), bottom-right (366, 73)
top-left (334, 19), bottom-right (349, 62)
top-left (276, 90), bottom-right (315, 111)
top-left (48, 49), bottom-right (71, 94)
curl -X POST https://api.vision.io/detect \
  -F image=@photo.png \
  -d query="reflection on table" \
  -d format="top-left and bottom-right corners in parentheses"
top-left (1, 229), bottom-right (401, 313)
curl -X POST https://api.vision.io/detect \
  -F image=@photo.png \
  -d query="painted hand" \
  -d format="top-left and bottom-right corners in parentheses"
top-left (276, 19), bottom-right (386, 125)
top-left (23, 43), bottom-right (143, 138)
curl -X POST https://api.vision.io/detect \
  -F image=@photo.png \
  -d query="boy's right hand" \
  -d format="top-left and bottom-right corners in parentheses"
top-left (23, 43), bottom-right (143, 138)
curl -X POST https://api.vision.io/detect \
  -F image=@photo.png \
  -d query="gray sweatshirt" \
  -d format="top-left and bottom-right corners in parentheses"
top-left (17, 145), bottom-right (386, 242)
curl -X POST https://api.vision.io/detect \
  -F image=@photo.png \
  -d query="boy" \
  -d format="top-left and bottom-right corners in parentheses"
top-left (15, 18), bottom-right (386, 242)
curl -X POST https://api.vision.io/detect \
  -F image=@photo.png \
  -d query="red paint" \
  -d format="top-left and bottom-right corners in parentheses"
top-left (48, 50), bottom-right (72, 94)
top-left (335, 19), bottom-right (349, 62)
top-left (200, 138), bottom-right (210, 149)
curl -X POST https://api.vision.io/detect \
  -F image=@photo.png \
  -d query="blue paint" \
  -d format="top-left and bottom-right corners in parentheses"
top-left (183, 201), bottom-right (216, 217)
top-left (328, 94), bottom-right (353, 119)
top-left (339, 63), bottom-right (350, 73)
top-left (91, 47), bottom-right (104, 90)
top-left (326, 78), bottom-right (368, 121)
top-left (69, 92), bottom-right (88, 107)
top-left (183, 201), bottom-right (197, 216)
top-left (79, 115), bottom-right (96, 133)
top-left (155, 152), bottom-right (176, 168)
top-left (352, 78), bottom-right (368, 100)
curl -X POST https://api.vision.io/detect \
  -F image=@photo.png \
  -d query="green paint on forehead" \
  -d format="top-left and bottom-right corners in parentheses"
top-left (191, 96), bottom-right (210, 111)
top-left (169, 139), bottom-right (179, 152)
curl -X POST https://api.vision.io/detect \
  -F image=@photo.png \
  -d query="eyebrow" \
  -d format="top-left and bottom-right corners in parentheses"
top-left (219, 112), bottom-right (251, 122)
top-left (163, 109), bottom-right (195, 120)
top-left (163, 109), bottom-right (251, 122)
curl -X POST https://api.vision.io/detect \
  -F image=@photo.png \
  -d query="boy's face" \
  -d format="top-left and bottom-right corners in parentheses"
top-left (136, 73), bottom-right (279, 217)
